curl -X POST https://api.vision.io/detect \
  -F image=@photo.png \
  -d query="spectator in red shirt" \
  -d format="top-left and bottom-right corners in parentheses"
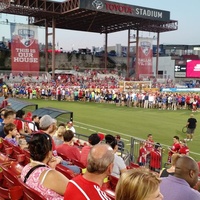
top-left (14, 109), bottom-right (31, 134)
top-left (80, 133), bottom-right (102, 167)
top-left (150, 143), bottom-right (162, 173)
top-left (137, 141), bottom-right (147, 166)
top-left (167, 136), bottom-right (181, 163)
top-left (56, 130), bottom-right (81, 161)
top-left (1, 95), bottom-right (11, 109)
top-left (179, 139), bottom-right (189, 155)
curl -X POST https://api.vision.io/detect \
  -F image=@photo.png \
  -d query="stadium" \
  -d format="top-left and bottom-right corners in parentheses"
top-left (0, 0), bottom-right (200, 199)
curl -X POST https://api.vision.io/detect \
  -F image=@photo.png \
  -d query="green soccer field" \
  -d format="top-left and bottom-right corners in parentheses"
top-left (24, 99), bottom-right (200, 161)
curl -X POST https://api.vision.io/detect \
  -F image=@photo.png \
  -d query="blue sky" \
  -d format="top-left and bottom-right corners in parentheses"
top-left (0, 0), bottom-right (200, 51)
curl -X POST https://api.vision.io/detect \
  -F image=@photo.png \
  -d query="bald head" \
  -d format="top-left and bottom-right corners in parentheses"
top-left (87, 143), bottom-right (114, 174)
top-left (175, 156), bottom-right (199, 187)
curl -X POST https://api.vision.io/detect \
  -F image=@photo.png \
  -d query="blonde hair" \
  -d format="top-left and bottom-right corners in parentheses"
top-left (116, 168), bottom-right (161, 200)
top-left (55, 126), bottom-right (65, 137)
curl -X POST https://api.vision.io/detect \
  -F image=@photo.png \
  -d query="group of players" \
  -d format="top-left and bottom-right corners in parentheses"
top-left (137, 130), bottom-right (192, 174)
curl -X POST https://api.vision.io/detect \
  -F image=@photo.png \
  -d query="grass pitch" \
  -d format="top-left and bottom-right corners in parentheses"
top-left (24, 99), bottom-right (200, 161)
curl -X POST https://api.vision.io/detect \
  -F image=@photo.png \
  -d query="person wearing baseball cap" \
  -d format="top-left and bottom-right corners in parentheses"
top-left (66, 121), bottom-right (76, 134)
top-left (39, 115), bottom-right (80, 174)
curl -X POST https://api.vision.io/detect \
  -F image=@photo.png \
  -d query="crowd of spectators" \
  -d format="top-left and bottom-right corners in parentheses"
top-left (0, 107), bottom-right (200, 199)
top-left (1, 70), bottom-right (200, 113)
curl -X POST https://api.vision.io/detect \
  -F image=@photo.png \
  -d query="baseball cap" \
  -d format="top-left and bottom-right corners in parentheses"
top-left (40, 115), bottom-right (56, 129)
top-left (88, 133), bottom-right (103, 145)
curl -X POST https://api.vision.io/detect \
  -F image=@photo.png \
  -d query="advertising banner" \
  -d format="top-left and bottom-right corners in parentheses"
top-left (10, 23), bottom-right (39, 73)
top-left (186, 60), bottom-right (200, 78)
top-left (136, 38), bottom-right (153, 79)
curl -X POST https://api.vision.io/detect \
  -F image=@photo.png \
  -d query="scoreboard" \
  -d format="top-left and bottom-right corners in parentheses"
top-left (174, 60), bottom-right (186, 78)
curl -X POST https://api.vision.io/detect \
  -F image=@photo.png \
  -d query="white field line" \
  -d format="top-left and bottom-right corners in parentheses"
top-left (74, 121), bottom-right (130, 142)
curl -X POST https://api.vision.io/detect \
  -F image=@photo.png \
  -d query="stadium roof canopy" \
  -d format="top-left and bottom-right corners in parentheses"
top-left (0, 0), bottom-right (178, 34)
top-left (0, 97), bottom-right (38, 111)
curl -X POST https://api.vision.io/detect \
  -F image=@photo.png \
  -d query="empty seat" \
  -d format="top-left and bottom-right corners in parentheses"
top-left (0, 185), bottom-right (9, 199)
top-left (108, 175), bottom-right (119, 191)
top-left (1, 163), bottom-right (21, 188)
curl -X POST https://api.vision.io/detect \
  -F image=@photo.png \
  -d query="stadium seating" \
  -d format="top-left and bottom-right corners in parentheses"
top-left (0, 153), bottom-right (9, 163)
top-left (18, 178), bottom-right (46, 200)
top-left (57, 152), bottom-right (70, 161)
top-left (0, 185), bottom-right (10, 200)
top-left (1, 163), bottom-right (21, 188)
top-left (71, 159), bottom-right (85, 169)
top-left (128, 162), bottom-right (140, 169)
top-left (56, 164), bottom-right (77, 179)
top-left (108, 175), bottom-right (119, 191)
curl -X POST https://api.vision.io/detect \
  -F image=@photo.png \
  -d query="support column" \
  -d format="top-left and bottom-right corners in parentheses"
top-left (127, 29), bottom-right (130, 78)
top-left (104, 33), bottom-right (108, 69)
top-left (135, 29), bottom-right (139, 80)
top-left (156, 32), bottom-right (160, 78)
top-left (45, 20), bottom-right (48, 72)
top-left (52, 18), bottom-right (56, 80)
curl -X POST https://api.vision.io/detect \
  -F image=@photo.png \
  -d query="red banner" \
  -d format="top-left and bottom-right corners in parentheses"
top-left (11, 23), bottom-right (39, 73)
top-left (136, 38), bottom-right (153, 79)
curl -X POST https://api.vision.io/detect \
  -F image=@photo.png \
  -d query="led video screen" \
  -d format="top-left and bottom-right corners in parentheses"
top-left (186, 60), bottom-right (200, 78)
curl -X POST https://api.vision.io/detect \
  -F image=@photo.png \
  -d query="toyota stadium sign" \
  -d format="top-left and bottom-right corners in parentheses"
top-left (80, 0), bottom-right (170, 21)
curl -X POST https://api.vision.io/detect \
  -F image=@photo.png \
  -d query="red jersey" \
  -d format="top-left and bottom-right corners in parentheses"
top-left (145, 139), bottom-right (154, 152)
top-left (80, 146), bottom-right (91, 167)
top-left (168, 142), bottom-right (181, 158)
top-left (171, 142), bottom-right (181, 153)
top-left (64, 175), bottom-right (111, 200)
top-left (14, 119), bottom-right (23, 132)
top-left (179, 146), bottom-right (189, 155)
top-left (56, 143), bottom-right (81, 161)
top-left (137, 147), bottom-right (147, 164)
top-left (150, 149), bottom-right (161, 169)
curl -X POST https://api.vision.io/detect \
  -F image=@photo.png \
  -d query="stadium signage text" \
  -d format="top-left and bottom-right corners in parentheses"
top-left (84, 0), bottom-right (170, 21)
top-left (135, 8), bottom-right (162, 18)
top-left (13, 48), bottom-right (38, 63)
top-left (104, 2), bottom-right (163, 19)
top-left (105, 2), bottom-right (132, 14)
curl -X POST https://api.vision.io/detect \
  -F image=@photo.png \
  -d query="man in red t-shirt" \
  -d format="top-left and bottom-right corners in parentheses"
top-left (64, 144), bottom-right (114, 200)
top-left (56, 130), bottom-right (81, 161)
top-left (80, 133), bottom-right (102, 167)
top-left (168, 136), bottom-right (181, 163)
